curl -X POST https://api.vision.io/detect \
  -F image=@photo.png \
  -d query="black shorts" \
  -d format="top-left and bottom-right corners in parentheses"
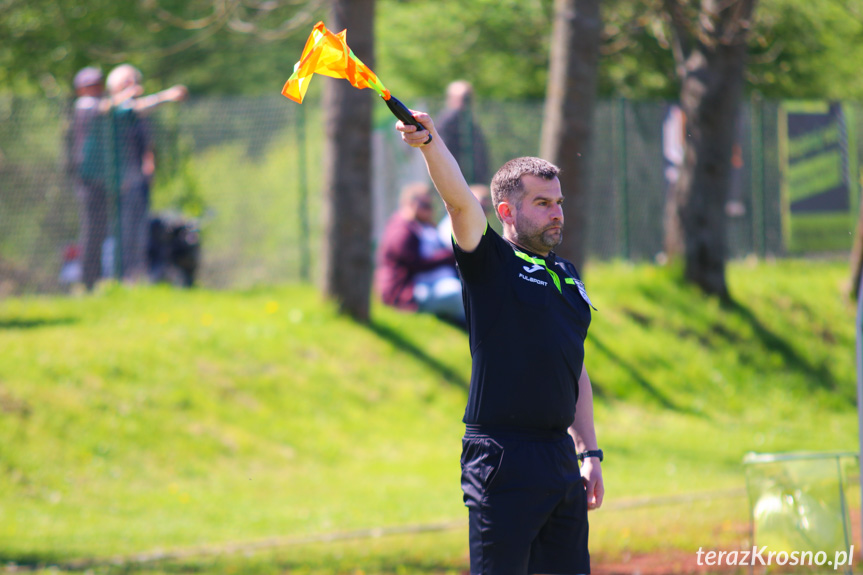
top-left (460, 426), bottom-right (590, 575)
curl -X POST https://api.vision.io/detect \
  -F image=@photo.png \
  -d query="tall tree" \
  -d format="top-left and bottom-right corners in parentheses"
top-left (663, 0), bottom-right (757, 299)
top-left (321, 0), bottom-right (375, 321)
top-left (540, 0), bottom-right (603, 271)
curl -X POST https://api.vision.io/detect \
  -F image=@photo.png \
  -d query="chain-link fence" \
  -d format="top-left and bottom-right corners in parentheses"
top-left (1, 96), bottom-right (861, 295)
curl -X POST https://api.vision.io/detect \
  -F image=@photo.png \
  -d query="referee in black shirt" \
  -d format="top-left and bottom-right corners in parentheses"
top-left (397, 109), bottom-right (604, 575)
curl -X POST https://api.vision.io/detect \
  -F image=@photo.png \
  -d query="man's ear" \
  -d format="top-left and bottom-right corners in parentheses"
top-left (498, 201), bottom-right (515, 226)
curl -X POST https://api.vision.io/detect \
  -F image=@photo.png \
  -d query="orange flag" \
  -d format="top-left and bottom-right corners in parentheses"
top-left (282, 21), bottom-right (390, 103)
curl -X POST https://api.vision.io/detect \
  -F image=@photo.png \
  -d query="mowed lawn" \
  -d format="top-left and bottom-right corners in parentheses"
top-left (0, 258), bottom-right (857, 573)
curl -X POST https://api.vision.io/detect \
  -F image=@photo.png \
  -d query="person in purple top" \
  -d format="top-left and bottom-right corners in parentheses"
top-left (374, 182), bottom-right (465, 327)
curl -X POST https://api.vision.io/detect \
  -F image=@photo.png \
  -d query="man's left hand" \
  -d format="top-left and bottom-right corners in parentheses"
top-left (580, 458), bottom-right (604, 510)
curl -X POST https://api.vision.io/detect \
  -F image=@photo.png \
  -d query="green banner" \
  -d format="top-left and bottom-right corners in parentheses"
top-left (780, 102), bottom-right (859, 252)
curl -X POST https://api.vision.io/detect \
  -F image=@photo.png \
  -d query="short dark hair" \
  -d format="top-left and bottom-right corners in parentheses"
top-left (490, 157), bottom-right (560, 221)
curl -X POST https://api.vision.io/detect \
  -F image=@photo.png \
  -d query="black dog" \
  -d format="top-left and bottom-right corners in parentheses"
top-left (148, 215), bottom-right (201, 287)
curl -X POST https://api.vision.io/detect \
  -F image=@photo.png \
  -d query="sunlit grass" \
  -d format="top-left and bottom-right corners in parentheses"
top-left (0, 258), bottom-right (856, 573)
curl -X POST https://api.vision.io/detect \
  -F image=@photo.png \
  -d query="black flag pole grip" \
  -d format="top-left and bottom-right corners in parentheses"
top-left (384, 94), bottom-right (432, 145)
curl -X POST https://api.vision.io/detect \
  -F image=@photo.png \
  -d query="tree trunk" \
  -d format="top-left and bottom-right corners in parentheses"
top-left (666, 0), bottom-right (756, 299)
top-left (321, 0), bottom-right (375, 322)
top-left (540, 0), bottom-right (602, 272)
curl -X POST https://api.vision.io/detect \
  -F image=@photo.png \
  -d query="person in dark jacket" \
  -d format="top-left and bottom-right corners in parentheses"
top-left (396, 109), bottom-right (604, 575)
top-left (66, 67), bottom-right (109, 290)
top-left (435, 80), bottom-right (490, 186)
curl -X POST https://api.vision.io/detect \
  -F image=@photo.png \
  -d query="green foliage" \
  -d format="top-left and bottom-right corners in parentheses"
top-left (0, 98), bottom-right (76, 288)
top-left (0, 0), bottom-right (146, 95)
top-left (2, 0), bottom-right (863, 100)
top-left (598, 0), bottom-right (863, 101)
top-left (376, 0), bottom-right (554, 100)
top-left (597, 0), bottom-right (678, 99)
top-left (378, 0), bottom-right (863, 101)
top-left (0, 0), bottom-right (324, 96)
top-left (750, 0), bottom-right (863, 100)
top-left (150, 126), bottom-right (207, 219)
top-left (143, 0), bottom-right (325, 96)
top-left (0, 259), bottom-right (856, 572)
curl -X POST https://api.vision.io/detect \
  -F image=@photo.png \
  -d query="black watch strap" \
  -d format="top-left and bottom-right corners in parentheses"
top-left (577, 449), bottom-right (603, 462)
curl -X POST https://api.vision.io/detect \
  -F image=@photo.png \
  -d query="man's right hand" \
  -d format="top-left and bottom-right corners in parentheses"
top-left (396, 110), bottom-right (434, 148)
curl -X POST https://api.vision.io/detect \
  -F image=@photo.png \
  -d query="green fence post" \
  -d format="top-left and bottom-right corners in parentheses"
top-left (297, 104), bottom-right (310, 282)
top-left (759, 103), bottom-right (767, 257)
top-left (615, 97), bottom-right (630, 259)
top-left (109, 107), bottom-right (123, 279)
top-left (750, 94), bottom-right (765, 257)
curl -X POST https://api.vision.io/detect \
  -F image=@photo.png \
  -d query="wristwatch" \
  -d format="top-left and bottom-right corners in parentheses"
top-left (577, 449), bottom-right (603, 462)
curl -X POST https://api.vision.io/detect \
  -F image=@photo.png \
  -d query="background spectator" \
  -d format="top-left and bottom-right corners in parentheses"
top-left (374, 182), bottom-right (465, 327)
top-left (435, 80), bottom-right (490, 185)
top-left (103, 64), bottom-right (187, 282)
top-left (65, 66), bottom-right (109, 291)
top-left (105, 64), bottom-right (154, 282)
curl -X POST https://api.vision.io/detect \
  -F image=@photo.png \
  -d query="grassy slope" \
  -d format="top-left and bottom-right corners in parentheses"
top-left (0, 284), bottom-right (471, 562)
top-left (0, 259), bottom-right (857, 570)
top-left (586, 259), bottom-right (858, 555)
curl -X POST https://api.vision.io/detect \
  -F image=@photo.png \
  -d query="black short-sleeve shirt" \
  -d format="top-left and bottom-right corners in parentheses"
top-left (454, 225), bottom-right (594, 432)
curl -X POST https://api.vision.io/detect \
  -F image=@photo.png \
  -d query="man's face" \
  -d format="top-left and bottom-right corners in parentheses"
top-left (510, 175), bottom-right (564, 255)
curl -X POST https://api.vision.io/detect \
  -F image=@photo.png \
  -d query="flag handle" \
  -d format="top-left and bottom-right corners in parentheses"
top-left (384, 95), bottom-right (432, 144)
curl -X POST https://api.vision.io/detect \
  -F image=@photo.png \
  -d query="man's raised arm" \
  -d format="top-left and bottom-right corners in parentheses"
top-left (397, 111), bottom-right (487, 252)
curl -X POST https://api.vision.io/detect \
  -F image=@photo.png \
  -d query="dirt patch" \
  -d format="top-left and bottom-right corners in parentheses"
top-left (590, 508), bottom-right (862, 575)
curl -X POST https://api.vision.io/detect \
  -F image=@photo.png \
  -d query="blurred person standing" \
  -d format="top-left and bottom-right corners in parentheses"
top-left (65, 66), bottom-right (109, 291)
top-left (104, 64), bottom-right (186, 282)
top-left (435, 80), bottom-right (490, 186)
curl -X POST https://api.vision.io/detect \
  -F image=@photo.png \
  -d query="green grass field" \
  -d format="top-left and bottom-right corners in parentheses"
top-left (0, 258), bottom-right (857, 574)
